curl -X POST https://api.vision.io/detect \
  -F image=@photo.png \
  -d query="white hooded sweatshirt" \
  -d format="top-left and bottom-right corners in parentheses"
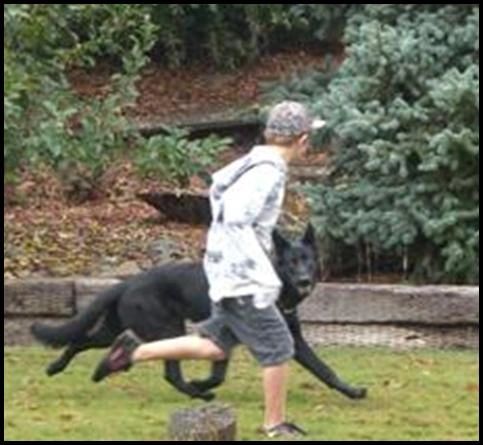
top-left (203, 145), bottom-right (288, 309)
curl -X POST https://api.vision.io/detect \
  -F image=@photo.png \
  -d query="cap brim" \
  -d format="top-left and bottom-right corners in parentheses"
top-left (311, 119), bottom-right (327, 130)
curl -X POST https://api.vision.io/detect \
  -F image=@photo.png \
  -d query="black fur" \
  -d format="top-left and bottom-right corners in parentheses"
top-left (31, 224), bottom-right (366, 401)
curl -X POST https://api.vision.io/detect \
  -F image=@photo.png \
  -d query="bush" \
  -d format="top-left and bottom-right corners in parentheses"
top-left (4, 5), bottom-right (157, 200)
top-left (4, 5), bottom-right (353, 199)
top-left (26, 4), bottom-right (347, 70)
top-left (267, 5), bottom-right (479, 283)
top-left (306, 5), bottom-right (479, 284)
top-left (134, 128), bottom-right (232, 185)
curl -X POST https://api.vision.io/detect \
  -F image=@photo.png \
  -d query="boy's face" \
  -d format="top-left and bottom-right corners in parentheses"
top-left (294, 133), bottom-right (310, 160)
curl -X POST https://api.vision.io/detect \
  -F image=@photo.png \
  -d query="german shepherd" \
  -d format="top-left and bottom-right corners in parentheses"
top-left (31, 224), bottom-right (366, 401)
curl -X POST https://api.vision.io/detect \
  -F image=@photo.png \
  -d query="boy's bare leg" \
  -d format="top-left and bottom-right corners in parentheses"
top-left (93, 333), bottom-right (225, 382)
top-left (132, 335), bottom-right (226, 363)
top-left (263, 362), bottom-right (289, 428)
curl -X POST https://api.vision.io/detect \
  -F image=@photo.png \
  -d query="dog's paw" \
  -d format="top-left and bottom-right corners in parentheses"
top-left (346, 386), bottom-right (368, 399)
top-left (192, 391), bottom-right (216, 402)
top-left (189, 379), bottom-right (212, 393)
top-left (46, 362), bottom-right (64, 377)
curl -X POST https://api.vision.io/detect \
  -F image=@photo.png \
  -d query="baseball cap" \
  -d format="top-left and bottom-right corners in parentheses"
top-left (265, 101), bottom-right (326, 137)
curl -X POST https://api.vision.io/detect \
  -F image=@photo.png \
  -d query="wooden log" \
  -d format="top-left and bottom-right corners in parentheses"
top-left (137, 191), bottom-right (212, 225)
top-left (4, 278), bottom-right (75, 317)
top-left (4, 317), bottom-right (62, 346)
top-left (299, 283), bottom-right (479, 325)
top-left (135, 116), bottom-right (261, 138)
top-left (168, 403), bottom-right (236, 441)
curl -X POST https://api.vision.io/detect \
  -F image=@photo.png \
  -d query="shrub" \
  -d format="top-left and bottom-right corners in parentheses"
top-left (309, 5), bottom-right (479, 283)
top-left (266, 5), bottom-right (479, 283)
top-left (134, 128), bottom-right (232, 186)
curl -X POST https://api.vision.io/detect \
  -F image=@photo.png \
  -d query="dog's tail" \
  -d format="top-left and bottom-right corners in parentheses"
top-left (30, 281), bottom-right (128, 348)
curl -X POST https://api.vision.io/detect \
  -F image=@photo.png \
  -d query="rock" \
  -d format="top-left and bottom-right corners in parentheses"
top-left (97, 256), bottom-right (120, 276)
top-left (96, 258), bottom-right (141, 279)
top-left (112, 261), bottom-right (141, 279)
top-left (168, 403), bottom-right (236, 441)
top-left (4, 271), bottom-right (16, 281)
top-left (147, 238), bottom-right (186, 264)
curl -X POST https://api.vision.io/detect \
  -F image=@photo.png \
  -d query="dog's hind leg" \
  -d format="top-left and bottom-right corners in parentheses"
top-left (164, 360), bottom-right (215, 402)
top-left (47, 321), bottom-right (118, 377)
top-left (188, 360), bottom-right (229, 393)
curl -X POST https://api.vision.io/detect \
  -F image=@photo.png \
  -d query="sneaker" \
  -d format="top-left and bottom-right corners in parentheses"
top-left (92, 329), bottom-right (142, 382)
top-left (263, 422), bottom-right (307, 438)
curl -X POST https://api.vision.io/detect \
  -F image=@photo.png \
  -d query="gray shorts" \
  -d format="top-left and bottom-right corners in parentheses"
top-left (197, 295), bottom-right (295, 367)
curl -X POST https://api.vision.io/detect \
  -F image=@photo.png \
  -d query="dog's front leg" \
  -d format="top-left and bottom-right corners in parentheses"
top-left (286, 312), bottom-right (367, 399)
top-left (164, 360), bottom-right (215, 401)
top-left (189, 359), bottom-right (229, 393)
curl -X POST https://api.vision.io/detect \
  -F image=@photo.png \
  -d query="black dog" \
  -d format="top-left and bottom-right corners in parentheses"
top-left (31, 224), bottom-right (366, 401)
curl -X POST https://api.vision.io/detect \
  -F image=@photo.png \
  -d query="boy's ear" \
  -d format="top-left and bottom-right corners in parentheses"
top-left (272, 229), bottom-right (290, 253)
top-left (302, 223), bottom-right (317, 246)
top-left (300, 133), bottom-right (309, 144)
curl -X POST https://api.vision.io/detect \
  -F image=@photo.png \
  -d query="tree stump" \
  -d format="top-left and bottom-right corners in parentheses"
top-left (168, 403), bottom-right (236, 441)
top-left (137, 191), bottom-right (211, 225)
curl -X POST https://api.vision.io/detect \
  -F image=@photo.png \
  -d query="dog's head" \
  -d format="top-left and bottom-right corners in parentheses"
top-left (273, 223), bottom-right (322, 312)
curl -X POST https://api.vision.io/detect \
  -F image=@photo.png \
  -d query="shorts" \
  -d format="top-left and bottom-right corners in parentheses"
top-left (197, 295), bottom-right (295, 367)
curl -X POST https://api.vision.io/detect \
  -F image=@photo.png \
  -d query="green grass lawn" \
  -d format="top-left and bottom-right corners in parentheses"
top-left (4, 346), bottom-right (479, 441)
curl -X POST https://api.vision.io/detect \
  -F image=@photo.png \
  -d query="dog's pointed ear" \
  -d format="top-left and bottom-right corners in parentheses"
top-left (302, 223), bottom-right (317, 246)
top-left (272, 229), bottom-right (290, 253)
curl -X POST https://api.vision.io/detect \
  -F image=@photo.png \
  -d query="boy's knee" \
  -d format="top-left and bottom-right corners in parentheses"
top-left (199, 338), bottom-right (226, 361)
top-left (209, 344), bottom-right (227, 361)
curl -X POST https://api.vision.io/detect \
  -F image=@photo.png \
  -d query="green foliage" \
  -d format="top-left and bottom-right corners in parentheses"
top-left (300, 5), bottom-right (479, 283)
top-left (271, 4), bottom-right (356, 46)
top-left (141, 4), bottom-right (354, 69)
top-left (4, 5), bottom-right (157, 199)
top-left (262, 57), bottom-right (337, 103)
top-left (146, 4), bottom-right (277, 69)
top-left (134, 128), bottom-right (232, 185)
top-left (4, 5), bottom-right (353, 199)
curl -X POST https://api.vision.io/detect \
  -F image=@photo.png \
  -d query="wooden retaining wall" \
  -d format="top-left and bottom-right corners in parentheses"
top-left (4, 279), bottom-right (479, 349)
